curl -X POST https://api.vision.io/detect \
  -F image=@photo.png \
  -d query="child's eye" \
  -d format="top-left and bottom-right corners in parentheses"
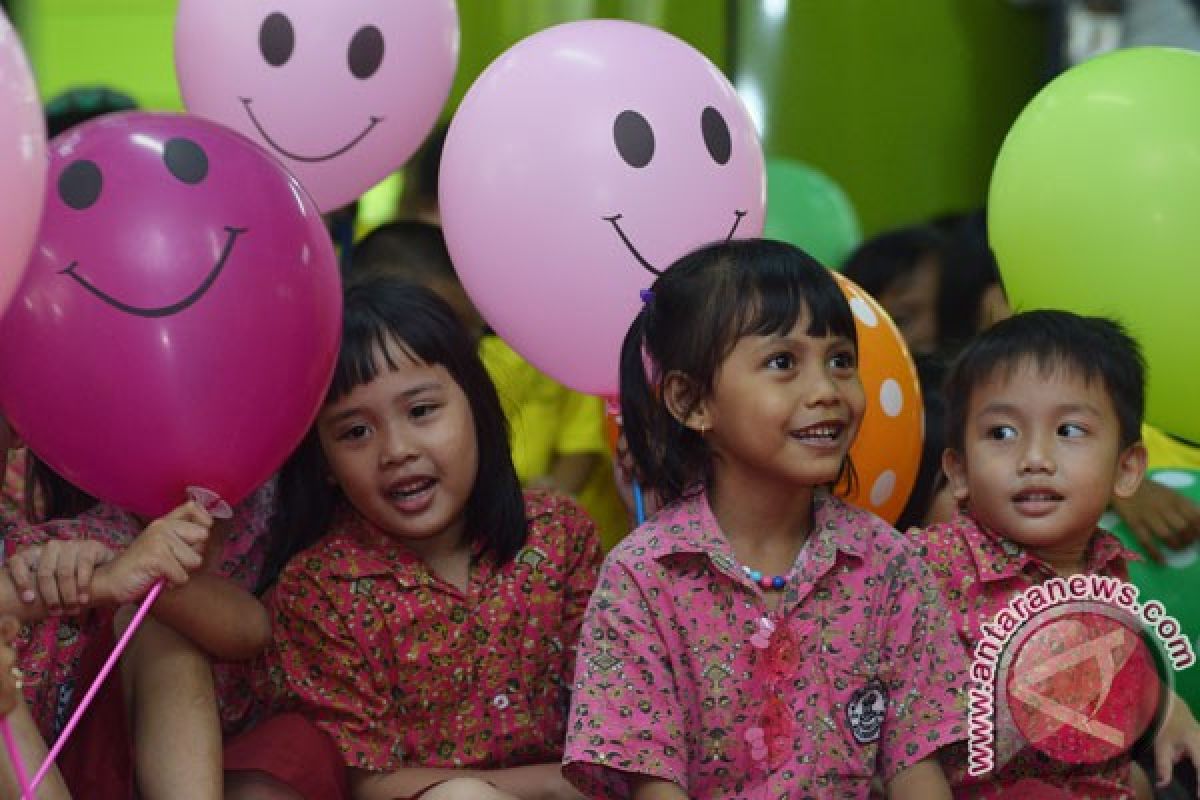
top-left (338, 423), bottom-right (370, 442)
top-left (410, 402), bottom-right (440, 420)
top-left (829, 350), bottom-right (857, 371)
top-left (765, 353), bottom-right (794, 370)
top-left (1058, 423), bottom-right (1086, 438)
top-left (987, 425), bottom-right (1017, 441)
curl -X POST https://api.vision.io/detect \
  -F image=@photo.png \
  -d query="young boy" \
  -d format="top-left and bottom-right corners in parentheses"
top-left (917, 310), bottom-right (1200, 798)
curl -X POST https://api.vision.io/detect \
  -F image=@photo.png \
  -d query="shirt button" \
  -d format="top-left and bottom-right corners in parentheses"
top-left (492, 693), bottom-right (510, 710)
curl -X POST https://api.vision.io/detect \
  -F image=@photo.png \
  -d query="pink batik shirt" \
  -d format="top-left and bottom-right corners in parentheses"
top-left (916, 512), bottom-right (1142, 799)
top-left (564, 487), bottom-right (970, 800)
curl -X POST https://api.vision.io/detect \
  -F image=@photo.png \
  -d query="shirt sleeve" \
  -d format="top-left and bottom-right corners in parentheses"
top-left (265, 563), bottom-right (394, 771)
top-left (563, 554), bottom-right (689, 799)
top-left (876, 536), bottom-right (971, 780)
top-left (557, 498), bottom-right (604, 683)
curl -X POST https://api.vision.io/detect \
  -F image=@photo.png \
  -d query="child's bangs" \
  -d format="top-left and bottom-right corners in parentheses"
top-left (327, 320), bottom-right (419, 404)
top-left (730, 264), bottom-right (857, 347)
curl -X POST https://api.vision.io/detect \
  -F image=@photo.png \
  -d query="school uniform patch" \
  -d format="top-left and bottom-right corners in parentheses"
top-left (846, 679), bottom-right (887, 744)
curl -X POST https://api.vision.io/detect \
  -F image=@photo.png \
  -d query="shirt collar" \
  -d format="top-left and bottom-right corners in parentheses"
top-left (958, 511), bottom-right (1139, 582)
top-left (650, 487), bottom-right (867, 571)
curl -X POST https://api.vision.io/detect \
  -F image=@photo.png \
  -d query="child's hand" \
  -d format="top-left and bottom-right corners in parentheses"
top-left (8, 539), bottom-right (117, 614)
top-left (93, 501), bottom-right (213, 605)
top-left (0, 615), bottom-right (18, 717)
top-left (1112, 479), bottom-right (1200, 563)
top-left (1153, 692), bottom-right (1200, 792)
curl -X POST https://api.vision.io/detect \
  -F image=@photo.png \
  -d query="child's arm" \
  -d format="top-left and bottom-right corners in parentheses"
top-left (1151, 689), bottom-right (1200, 789)
top-left (352, 764), bottom-right (583, 800)
top-left (630, 776), bottom-right (688, 799)
top-left (885, 756), bottom-right (952, 800)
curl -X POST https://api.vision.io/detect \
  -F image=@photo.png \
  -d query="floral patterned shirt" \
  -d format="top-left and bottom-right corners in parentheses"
top-left (261, 489), bottom-right (603, 772)
top-left (916, 512), bottom-right (1140, 799)
top-left (564, 488), bottom-right (970, 800)
top-left (0, 448), bottom-right (274, 739)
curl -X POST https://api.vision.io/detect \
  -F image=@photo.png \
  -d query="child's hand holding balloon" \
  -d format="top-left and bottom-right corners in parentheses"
top-left (89, 501), bottom-right (213, 605)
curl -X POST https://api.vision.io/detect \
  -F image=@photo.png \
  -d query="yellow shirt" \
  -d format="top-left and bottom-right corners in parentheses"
top-left (1143, 423), bottom-right (1200, 470)
top-left (479, 336), bottom-right (629, 550)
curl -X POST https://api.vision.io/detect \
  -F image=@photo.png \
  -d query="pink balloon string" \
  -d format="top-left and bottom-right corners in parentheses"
top-left (0, 715), bottom-right (33, 799)
top-left (29, 579), bottom-right (163, 792)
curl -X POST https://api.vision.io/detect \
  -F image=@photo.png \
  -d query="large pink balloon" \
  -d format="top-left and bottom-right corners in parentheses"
top-left (0, 11), bottom-right (46, 317)
top-left (0, 112), bottom-right (341, 518)
top-left (175, 0), bottom-right (458, 212)
top-left (440, 20), bottom-right (766, 397)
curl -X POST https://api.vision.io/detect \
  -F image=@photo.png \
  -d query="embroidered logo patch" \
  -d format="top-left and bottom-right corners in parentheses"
top-left (846, 679), bottom-right (887, 744)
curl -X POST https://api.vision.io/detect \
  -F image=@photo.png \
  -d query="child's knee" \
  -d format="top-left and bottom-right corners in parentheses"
top-left (421, 777), bottom-right (515, 800)
top-left (224, 769), bottom-right (305, 800)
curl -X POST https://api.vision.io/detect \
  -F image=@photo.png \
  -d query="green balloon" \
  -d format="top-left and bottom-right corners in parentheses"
top-left (1103, 468), bottom-right (1200, 712)
top-left (763, 157), bottom-right (861, 269)
top-left (989, 47), bottom-right (1200, 443)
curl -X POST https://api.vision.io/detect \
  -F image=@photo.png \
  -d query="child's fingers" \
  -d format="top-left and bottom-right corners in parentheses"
top-left (54, 545), bottom-right (81, 611)
top-left (7, 548), bottom-right (39, 603)
top-left (172, 520), bottom-right (211, 551)
top-left (36, 542), bottom-right (68, 611)
top-left (0, 616), bottom-right (18, 644)
top-left (1130, 522), bottom-right (1165, 564)
top-left (167, 500), bottom-right (214, 528)
top-left (167, 533), bottom-right (204, 573)
top-left (1155, 738), bottom-right (1180, 788)
top-left (74, 545), bottom-right (110, 606)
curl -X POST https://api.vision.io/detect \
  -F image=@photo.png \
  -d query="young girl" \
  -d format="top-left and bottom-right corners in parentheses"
top-left (234, 278), bottom-right (602, 800)
top-left (563, 239), bottom-right (970, 799)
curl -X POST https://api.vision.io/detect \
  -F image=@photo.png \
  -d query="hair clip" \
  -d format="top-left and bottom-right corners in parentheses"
top-left (639, 288), bottom-right (654, 304)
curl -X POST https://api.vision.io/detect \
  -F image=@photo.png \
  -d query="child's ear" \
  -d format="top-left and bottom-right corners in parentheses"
top-left (942, 448), bottom-right (970, 503)
top-left (1112, 440), bottom-right (1148, 500)
top-left (663, 370), bottom-right (710, 434)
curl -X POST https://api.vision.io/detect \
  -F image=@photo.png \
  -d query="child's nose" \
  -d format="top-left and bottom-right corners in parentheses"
top-left (1018, 436), bottom-right (1056, 474)
top-left (379, 424), bottom-right (416, 467)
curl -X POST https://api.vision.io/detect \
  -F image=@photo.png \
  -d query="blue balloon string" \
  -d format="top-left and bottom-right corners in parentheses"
top-left (633, 481), bottom-right (646, 525)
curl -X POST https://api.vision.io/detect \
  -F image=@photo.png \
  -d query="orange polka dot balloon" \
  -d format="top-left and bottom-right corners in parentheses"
top-left (833, 273), bottom-right (923, 524)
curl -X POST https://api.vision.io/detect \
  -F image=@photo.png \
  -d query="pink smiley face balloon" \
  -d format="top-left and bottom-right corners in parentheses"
top-left (0, 11), bottom-right (46, 317)
top-left (175, 0), bottom-right (458, 212)
top-left (0, 112), bottom-right (341, 518)
top-left (440, 20), bottom-right (766, 397)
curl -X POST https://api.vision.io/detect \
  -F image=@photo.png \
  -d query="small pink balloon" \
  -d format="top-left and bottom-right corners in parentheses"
top-left (0, 112), bottom-right (341, 518)
top-left (175, 0), bottom-right (458, 212)
top-left (440, 20), bottom-right (765, 396)
top-left (0, 10), bottom-right (46, 318)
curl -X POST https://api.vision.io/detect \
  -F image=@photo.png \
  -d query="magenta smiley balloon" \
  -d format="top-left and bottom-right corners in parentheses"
top-left (0, 112), bottom-right (341, 518)
top-left (440, 20), bottom-right (766, 397)
top-left (175, 0), bottom-right (459, 212)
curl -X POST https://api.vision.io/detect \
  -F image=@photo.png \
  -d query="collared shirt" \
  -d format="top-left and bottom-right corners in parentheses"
top-left (563, 488), bottom-right (969, 800)
top-left (262, 489), bottom-right (603, 772)
top-left (915, 512), bottom-right (1141, 799)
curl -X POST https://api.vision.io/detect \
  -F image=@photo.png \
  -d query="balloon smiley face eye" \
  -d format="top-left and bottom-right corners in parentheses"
top-left (613, 110), bottom-right (654, 169)
top-left (348, 25), bottom-right (385, 80)
top-left (164, 138), bottom-right (209, 185)
top-left (59, 160), bottom-right (103, 211)
top-left (702, 106), bottom-right (731, 165)
top-left (259, 12), bottom-right (295, 67)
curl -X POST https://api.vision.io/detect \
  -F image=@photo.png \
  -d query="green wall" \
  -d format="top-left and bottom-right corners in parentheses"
top-left (11, 1), bottom-right (1046, 235)
top-left (738, 0), bottom-right (1046, 234)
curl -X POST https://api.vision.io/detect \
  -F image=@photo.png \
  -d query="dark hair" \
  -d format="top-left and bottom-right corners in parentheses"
top-left (943, 310), bottom-right (1145, 454)
top-left (349, 220), bottom-right (455, 285)
top-left (842, 224), bottom-right (946, 301)
top-left (936, 209), bottom-right (1006, 353)
top-left (397, 123), bottom-right (447, 220)
top-left (620, 238), bottom-right (858, 506)
top-left (260, 277), bottom-right (525, 589)
top-left (45, 86), bottom-right (138, 139)
top-left (24, 452), bottom-right (99, 522)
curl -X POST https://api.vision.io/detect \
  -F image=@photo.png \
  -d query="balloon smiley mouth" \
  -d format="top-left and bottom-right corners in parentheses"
top-left (239, 97), bottom-right (381, 164)
top-left (603, 210), bottom-right (747, 276)
top-left (61, 225), bottom-right (247, 318)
